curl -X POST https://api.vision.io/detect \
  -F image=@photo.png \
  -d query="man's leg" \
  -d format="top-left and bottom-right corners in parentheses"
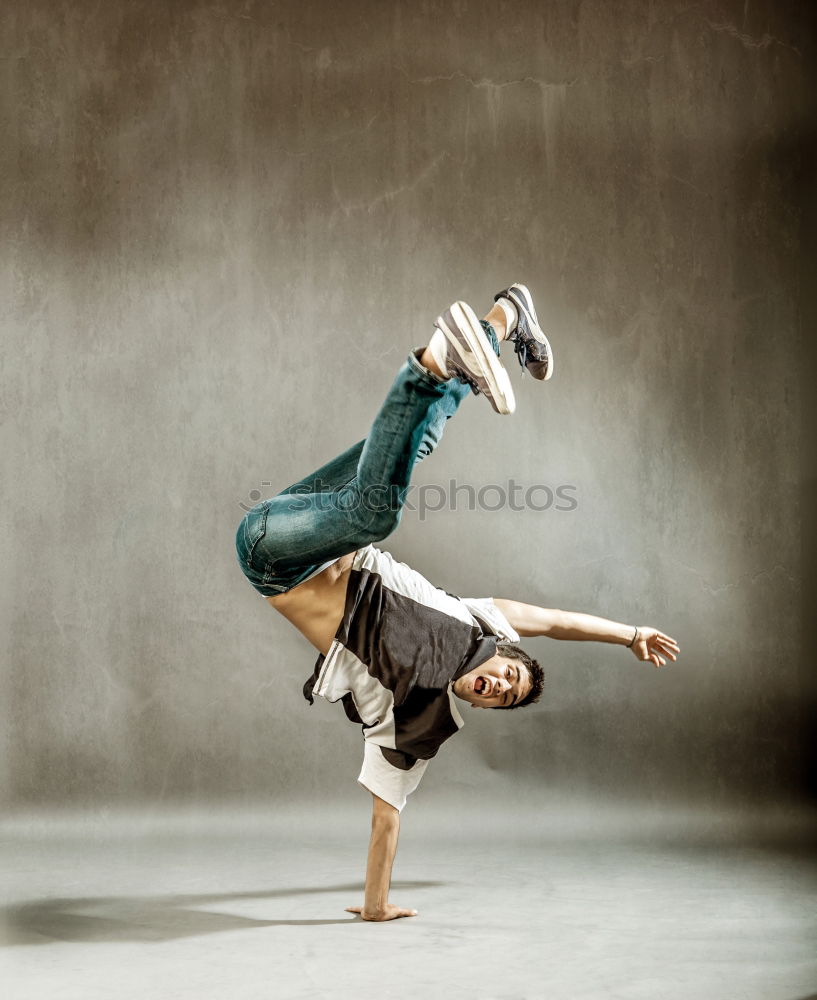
top-left (276, 440), bottom-right (366, 498)
top-left (278, 300), bottom-right (513, 497)
top-left (236, 312), bottom-right (507, 589)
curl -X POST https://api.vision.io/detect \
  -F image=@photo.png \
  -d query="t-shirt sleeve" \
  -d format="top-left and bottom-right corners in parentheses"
top-left (458, 596), bottom-right (520, 643)
top-left (357, 741), bottom-right (430, 812)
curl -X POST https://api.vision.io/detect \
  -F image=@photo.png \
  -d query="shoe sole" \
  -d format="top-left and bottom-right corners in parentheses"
top-left (435, 301), bottom-right (516, 415)
top-left (508, 283), bottom-right (555, 381)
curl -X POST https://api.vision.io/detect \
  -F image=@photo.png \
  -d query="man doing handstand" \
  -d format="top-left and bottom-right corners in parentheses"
top-left (235, 284), bottom-right (680, 921)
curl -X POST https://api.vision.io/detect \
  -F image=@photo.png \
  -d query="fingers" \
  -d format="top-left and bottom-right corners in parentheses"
top-left (345, 905), bottom-right (418, 921)
top-left (656, 633), bottom-right (680, 652)
top-left (644, 629), bottom-right (680, 648)
top-left (654, 640), bottom-right (677, 659)
top-left (642, 630), bottom-right (681, 665)
top-left (637, 644), bottom-right (665, 668)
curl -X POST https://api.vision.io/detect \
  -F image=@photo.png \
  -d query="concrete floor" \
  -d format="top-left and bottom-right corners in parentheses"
top-left (2, 802), bottom-right (816, 1000)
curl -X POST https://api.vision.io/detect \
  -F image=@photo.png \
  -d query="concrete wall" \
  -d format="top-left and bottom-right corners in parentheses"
top-left (2, 0), bottom-right (813, 811)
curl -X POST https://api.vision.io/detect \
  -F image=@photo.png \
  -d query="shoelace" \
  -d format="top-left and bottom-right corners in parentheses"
top-left (511, 323), bottom-right (547, 375)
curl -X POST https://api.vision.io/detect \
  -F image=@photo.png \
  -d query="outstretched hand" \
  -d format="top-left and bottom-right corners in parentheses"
top-left (345, 904), bottom-right (418, 922)
top-left (631, 628), bottom-right (679, 668)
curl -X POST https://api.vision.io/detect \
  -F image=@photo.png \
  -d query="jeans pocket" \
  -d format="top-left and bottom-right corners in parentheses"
top-left (238, 501), bottom-right (270, 568)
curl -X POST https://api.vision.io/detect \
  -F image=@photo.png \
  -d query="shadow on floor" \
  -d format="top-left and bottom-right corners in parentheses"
top-left (0, 880), bottom-right (444, 945)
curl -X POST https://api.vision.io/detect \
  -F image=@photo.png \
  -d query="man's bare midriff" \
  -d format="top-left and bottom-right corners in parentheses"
top-left (265, 551), bottom-right (356, 656)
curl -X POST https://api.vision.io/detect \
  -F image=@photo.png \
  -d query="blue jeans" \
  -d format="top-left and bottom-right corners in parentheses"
top-left (235, 323), bottom-right (501, 596)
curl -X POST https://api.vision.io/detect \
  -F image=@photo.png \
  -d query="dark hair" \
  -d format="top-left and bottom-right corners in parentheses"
top-left (494, 642), bottom-right (544, 710)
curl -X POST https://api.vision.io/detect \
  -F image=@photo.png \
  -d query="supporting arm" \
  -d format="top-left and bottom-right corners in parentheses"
top-left (345, 793), bottom-right (418, 921)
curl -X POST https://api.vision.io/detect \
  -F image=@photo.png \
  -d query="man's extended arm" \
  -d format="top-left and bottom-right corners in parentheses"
top-left (493, 599), bottom-right (679, 667)
top-left (345, 793), bottom-right (417, 922)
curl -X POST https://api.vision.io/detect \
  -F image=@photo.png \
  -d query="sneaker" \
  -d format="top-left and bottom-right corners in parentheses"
top-left (429, 301), bottom-right (516, 415)
top-left (494, 283), bottom-right (554, 380)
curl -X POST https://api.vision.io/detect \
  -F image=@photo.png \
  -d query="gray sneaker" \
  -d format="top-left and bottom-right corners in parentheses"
top-left (428, 300), bottom-right (516, 415)
top-left (494, 283), bottom-right (554, 380)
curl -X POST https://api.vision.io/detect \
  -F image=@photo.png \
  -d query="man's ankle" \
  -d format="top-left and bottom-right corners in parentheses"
top-left (486, 299), bottom-right (517, 340)
top-left (417, 346), bottom-right (448, 380)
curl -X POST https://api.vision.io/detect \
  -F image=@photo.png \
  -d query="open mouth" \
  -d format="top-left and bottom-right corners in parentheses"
top-left (474, 676), bottom-right (493, 697)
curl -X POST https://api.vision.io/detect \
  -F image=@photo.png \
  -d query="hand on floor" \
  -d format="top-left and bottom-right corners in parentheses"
top-left (345, 903), bottom-right (418, 921)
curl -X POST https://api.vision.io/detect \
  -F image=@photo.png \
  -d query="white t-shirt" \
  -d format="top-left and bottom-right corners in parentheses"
top-left (303, 545), bottom-right (519, 810)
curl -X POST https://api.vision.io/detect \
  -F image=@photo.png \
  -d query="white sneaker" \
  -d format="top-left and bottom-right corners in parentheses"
top-left (429, 301), bottom-right (516, 415)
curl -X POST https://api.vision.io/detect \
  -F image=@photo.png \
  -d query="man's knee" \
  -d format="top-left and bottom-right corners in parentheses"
top-left (360, 506), bottom-right (402, 544)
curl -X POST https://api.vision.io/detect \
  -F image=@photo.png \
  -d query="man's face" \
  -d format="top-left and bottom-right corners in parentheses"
top-left (452, 653), bottom-right (531, 709)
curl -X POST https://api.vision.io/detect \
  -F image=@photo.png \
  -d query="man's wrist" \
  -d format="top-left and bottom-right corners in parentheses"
top-left (625, 625), bottom-right (639, 647)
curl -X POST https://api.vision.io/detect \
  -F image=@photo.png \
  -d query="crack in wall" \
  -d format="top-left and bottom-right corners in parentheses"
top-left (399, 66), bottom-right (578, 92)
top-left (330, 151), bottom-right (448, 216)
top-left (704, 19), bottom-right (802, 57)
top-left (281, 113), bottom-right (380, 158)
top-left (670, 560), bottom-right (797, 597)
